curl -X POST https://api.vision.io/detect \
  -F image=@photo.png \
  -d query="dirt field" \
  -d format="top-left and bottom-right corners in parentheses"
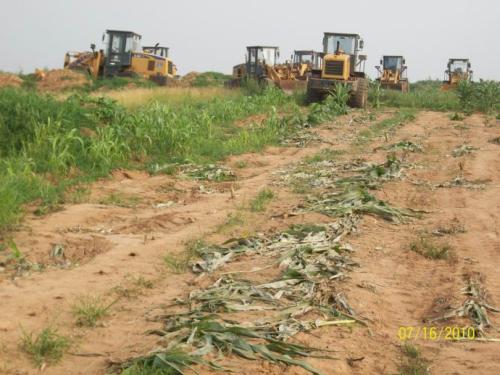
top-left (0, 110), bottom-right (499, 374)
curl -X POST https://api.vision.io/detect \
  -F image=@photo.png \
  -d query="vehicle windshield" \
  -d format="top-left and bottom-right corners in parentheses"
top-left (125, 35), bottom-right (141, 52)
top-left (144, 47), bottom-right (168, 57)
top-left (325, 35), bottom-right (356, 54)
top-left (295, 53), bottom-right (313, 64)
top-left (449, 60), bottom-right (468, 73)
top-left (249, 48), bottom-right (277, 66)
top-left (383, 56), bottom-right (402, 70)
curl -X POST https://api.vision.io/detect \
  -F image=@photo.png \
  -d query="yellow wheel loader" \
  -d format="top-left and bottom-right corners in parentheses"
top-left (227, 46), bottom-right (305, 92)
top-left (441, 58), bottom-right (472, 90)
top-left (291, 50), bottom-right (323, 79)
top-left (64, 30), bottom-right (177, 85)
top-left (306, 32), bottom-right (368, 108)
top-left (375, 55), bottom-right (409, 93)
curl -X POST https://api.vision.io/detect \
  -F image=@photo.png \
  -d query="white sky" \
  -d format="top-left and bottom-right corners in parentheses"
top-left (0, 0), bottom-right (499, 81)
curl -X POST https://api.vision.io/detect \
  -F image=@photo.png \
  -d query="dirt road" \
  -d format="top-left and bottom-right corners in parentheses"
top-left (1, 110), bottom-right (498, 374)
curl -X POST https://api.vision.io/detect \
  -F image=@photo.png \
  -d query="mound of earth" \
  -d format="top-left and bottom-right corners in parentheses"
top-left (0, 73), bottom-right (23, 88)
top-left (179, 71), bottom-right (199, 86)
top-left (37, 69), bottom-right (90, 91)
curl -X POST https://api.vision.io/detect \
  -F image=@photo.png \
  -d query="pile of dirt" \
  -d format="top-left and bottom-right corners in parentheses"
top-left (0, 73), bottom-right (23, 88)
top-left (180, 71), bottom-right (199, 86)
top-left (36, 69), bottom-right (90, 91)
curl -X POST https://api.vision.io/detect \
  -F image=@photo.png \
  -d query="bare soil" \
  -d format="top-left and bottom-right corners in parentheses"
top-left (36, 69), bottom-right (89, 91)
top-left (1, 110), bottom-right (499, 374)
top-left (0, 73), bottom-right (23, 88)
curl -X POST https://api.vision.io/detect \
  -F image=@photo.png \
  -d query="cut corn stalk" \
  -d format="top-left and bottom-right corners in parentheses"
top-left (306, 188), bottom-right (421, 223)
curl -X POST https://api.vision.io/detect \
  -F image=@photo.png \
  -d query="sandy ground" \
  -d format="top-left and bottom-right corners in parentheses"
top-left (0, 110), bottom-right (499, 374)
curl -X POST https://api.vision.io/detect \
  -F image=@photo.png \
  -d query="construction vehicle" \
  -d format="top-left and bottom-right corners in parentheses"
top-left (64, 30), bottom-right (177, 85)
top-left (306, 32), bottom-right (368, 108)
top-left (228, 46), bottom-right (305, 91)
top-left (293, 50), bottom-right (323, 72)
top-left (375, 56), bottom-right (409, 92)
top-left (285, 50), bottom-right (323, 80)
top-left (442, 58), bottom-right (473, 90)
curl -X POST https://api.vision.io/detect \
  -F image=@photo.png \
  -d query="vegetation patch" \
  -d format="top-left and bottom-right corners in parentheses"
top-left (410, 237), bottom-right (451, 260)
top-left (399, 343), bottom-right (429, 375)
top-left (356, 109), bottom-right (416, 144)
top-left (249, 188), bottom-right (274, 212)
top-left (20, 327), bottom-right (69, 368)
top-left (72, 295), bottom-right (116, 327)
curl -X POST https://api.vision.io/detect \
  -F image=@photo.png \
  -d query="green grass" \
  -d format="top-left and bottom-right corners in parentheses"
top-left (399, 343), bottom-right (429, 375)
top-left (373, 79), bottom-right (500, 114)
top-left (410, 237), bottom-right (451, 260)
top-left (357, 109), bottom-right (416, 143)
top-left (72, 295), bottom-right (115, 327)
top-left (132, 275), bottom-right (154, 289)
top-left (0, 83), bottom-right (350, 234)
top-left (163, 240), bottom-right (202, 274)
top-left (0, 87), bottom-right (291, 233)
top-left (20, 327), bottom-right (69, 367)
top-left (249, 188), bottom-right (275, 212)
top-left (190, 71), bottom-right (232, 87)
top-left (304, 148), bottom-right (344, 163)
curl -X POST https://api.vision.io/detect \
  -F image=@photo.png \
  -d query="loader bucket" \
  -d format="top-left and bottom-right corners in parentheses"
top-left (278, 79), bottom-right (307, 94)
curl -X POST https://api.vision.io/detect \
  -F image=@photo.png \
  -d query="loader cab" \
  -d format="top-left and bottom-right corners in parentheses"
top-left (445, 58), bottom-right (472, 82)
top-left (447, 58), bottom-right (470, 74)
top-left (322, 33), bottom-right (366, 76)
top-left (103, 30), bottom-right (142, 76)
top-left (382, 56), bottom-right (405, 72)
top-left (293, 50), bottom-right (322, 69)
top-left (143, 46), bottom-right (169, 58)
top-left (246, 46), bottom-right (279, 78)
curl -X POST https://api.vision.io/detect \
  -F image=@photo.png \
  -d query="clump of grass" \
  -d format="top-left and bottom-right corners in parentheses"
top-left (356, 109), bottom-right (416, 144)
top-left (163, 253), bottom-right (192, 274)
top-left (249, 188), bottom-right (275, 212)
top-left (449, 112), bottom-right (465, 121)
top-left (164, 240), bottom-right (202, 274)
top-left (399, 343), bottom-right (429, 375)
top-left (133, 275), bottom-right (154, 289)
top-left (489, 136), bottom-right (500, 145)
top-left (305, 148), bottom-right (344, 163)
top-left (234, 160), bottom-right (247, 168)
top-left (20, 327), bottom-right (69, 367)
top-left (65, 186), bottom-right (90, 204)
top-left (216, 211), bottom-right (245, 233)
top-left (72, 295), bottom-right (115, 327)
top-left (410, 237), bottom-right (451, 259)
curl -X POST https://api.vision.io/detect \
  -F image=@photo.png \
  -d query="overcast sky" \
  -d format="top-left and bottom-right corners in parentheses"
top-left (1, 0), bottom-right (498, 81)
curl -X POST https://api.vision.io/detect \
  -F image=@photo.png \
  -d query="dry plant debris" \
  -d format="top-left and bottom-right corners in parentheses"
top-left (435, 176), bottom-right (487, 190)
top-left (119, 221), bottom-right (361, 374)
top-left (430, 276), bottom-right (500, 335)
top-left (374, 140), bottom-right (423, 153)
top-left (151, 163), bottom-right (236, 182)
top-left (452, 144), bottom-right (478, 157)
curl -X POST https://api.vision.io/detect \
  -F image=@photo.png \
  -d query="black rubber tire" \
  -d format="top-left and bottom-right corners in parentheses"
top-left (305, 87), bottom-right (325, 104)
top-left (118, 71), bottom-right (140, 79)
top-left (150, 75), bottom-right (167, 86)
top-left (349, 78), bottom-right (368, 108)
